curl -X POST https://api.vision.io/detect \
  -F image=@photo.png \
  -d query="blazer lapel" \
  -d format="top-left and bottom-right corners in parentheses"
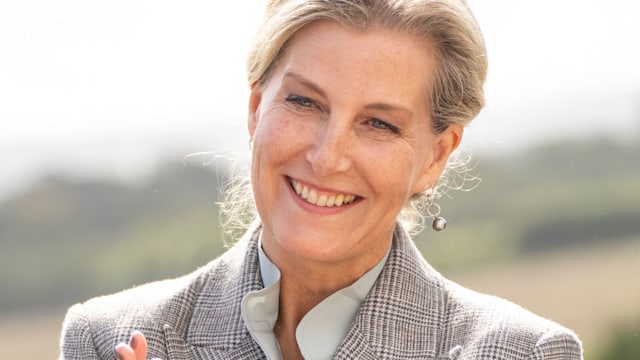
top-left (163, 324), bottom-right (265, 360)
top-left (335, 225), bottom-right (446, 359)
top-left (162, 222), bottom-right (267, 360)
top-left (162, 324), bottom-right (192, 360)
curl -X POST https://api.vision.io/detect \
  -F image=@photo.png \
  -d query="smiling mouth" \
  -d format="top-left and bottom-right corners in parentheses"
top-left (289, 178), bottom-right (358, 207)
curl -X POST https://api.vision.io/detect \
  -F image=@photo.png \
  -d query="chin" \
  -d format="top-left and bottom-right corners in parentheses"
top-left (270, 220), bottom-right (355, 261)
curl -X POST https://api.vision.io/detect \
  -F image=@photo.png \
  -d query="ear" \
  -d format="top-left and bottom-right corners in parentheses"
top-left (247, 82), bottom-right (262, 139)
top-left (416, 124), bottom-right (464, 190)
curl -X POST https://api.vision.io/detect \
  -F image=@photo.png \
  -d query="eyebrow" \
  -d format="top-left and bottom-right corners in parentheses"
top-left (282, 71), bottom-right (415, 117)
top-left (364, 102), bottom-right (413, 117)
top-left (282, 71), bottom-right (327, 98)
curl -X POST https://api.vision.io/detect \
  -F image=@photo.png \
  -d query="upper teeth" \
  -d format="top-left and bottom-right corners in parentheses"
top-left (291, 179), bottom-right (356, 207)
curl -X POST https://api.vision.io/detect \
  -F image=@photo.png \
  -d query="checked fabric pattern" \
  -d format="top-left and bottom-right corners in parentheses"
top-left (60, 222), bottom-right (583, 359)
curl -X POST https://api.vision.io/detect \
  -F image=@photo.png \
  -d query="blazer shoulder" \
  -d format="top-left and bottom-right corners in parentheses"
top-left (440, 279), bottom-right (583, 359)
top-left (60, 223), bottom-right (262, 359)
top-left (60, 256), bottom-right (229, 359)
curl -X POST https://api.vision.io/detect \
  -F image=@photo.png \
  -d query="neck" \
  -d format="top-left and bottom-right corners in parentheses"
top-left (259, 227), bottom-right (393, 356)
top-left (279, 261), bottom-right (353, 322)
top-left (270, 242), bottom-right (389, 327)
top-left (273, 253), bottom-right (387, 360)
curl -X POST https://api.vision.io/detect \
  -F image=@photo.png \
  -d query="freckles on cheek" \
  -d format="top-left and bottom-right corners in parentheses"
top-left (264, 118), bottom-right (310, 152)
top-left (380, 154), bottom-right (421, 198)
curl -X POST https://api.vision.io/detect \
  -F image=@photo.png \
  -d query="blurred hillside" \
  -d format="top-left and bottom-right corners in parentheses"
top-left (415, 137), bottom-right (640, 270)
top-left (0, 159), bottom-right (230, 314)
top-left (0, 137), bottom-right (639, 358)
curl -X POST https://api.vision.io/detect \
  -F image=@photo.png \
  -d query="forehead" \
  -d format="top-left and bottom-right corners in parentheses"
top-left (272, 20), bottom-right (438, 106)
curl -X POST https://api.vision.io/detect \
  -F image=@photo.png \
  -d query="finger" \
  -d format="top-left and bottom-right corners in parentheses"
top-left (115, 343), bottom-right (135, 360)
top-left (129, 331), bottom-right (149, 360)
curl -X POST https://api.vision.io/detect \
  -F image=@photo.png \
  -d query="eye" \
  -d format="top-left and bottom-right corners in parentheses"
top-left (368, 118), bottom-right (399, 133)
top-left (285, 94), bottom-right (315, 108)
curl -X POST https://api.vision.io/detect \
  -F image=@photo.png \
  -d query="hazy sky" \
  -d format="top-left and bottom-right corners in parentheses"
top-left (1, 0), bottom-right (639, 199)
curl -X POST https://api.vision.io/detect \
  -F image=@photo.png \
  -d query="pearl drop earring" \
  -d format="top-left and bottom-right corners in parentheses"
top-left (425, 186), bottom-right (447, 231)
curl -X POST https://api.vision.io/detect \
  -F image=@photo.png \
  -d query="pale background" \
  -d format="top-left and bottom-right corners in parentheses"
top-left (1, 0), bottom-right (639, 200)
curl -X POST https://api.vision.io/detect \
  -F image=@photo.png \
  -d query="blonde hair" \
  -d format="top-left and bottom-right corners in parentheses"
top-left (248, 0), bottom-right (487, 132)
top-left (223, 0), bottom-right (487, 237)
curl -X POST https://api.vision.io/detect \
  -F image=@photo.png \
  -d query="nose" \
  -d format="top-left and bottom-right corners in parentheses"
top-left (305, 118), bottom-right (352, 176)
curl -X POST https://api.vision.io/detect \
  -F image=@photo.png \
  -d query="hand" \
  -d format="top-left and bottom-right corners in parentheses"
top-left (115, 331), bottom-right (162, 360)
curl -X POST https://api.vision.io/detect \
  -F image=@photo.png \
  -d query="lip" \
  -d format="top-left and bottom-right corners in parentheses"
top-left (285, 176), bottom-right (360, 214)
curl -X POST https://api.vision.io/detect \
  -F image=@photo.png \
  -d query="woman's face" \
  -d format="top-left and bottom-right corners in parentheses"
top-left (248, 20), bottom-right (461, 270)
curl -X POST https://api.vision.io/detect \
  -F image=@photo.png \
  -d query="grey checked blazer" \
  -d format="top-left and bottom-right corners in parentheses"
top-left (60, 223), bottom-right (583, 359)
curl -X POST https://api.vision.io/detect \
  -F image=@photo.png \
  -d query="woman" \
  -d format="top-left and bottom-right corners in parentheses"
top-left (60, 1), bottom-right (583, 359)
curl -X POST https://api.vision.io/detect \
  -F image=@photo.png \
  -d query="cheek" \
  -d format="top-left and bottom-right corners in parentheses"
top-left (371, 145), bottom-right (424, 197)
top-left (251, 109), bottom-right (307, 177)
top-left (256, 107), bottom-right (315, 155)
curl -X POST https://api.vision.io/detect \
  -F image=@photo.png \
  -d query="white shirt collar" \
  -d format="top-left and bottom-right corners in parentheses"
top-left (242, 237), bottom-right (390, 360)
